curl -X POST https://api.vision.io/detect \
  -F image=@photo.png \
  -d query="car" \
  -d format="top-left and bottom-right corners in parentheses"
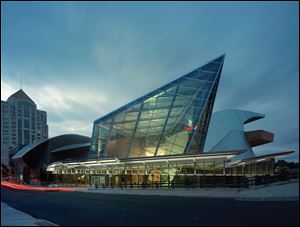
top-left (48, 184), bottom-right (58, 188)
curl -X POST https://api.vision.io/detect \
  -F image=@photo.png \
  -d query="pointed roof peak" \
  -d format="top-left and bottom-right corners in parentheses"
top-left (210, 54), bottom-right (225, 63)
top-left (7, 89), bottom-right (36, 105)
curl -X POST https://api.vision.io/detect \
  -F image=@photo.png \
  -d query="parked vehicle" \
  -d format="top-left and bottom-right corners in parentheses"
top-left (48, 184), bottom-right (58, 188)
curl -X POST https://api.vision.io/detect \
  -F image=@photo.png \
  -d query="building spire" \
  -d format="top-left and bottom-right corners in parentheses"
top-left (20, 76), bottom-right (22, 90)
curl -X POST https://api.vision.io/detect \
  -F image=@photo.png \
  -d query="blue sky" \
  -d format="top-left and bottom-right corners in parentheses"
top-left (1, 1), bottom-right (299, 161)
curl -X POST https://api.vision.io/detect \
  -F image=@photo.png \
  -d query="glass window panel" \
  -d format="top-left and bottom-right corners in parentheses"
top-left (121, 129), bottom-right (136, 136)
top-left (108, 127), bottom-right (122, 139)
top-left (142, 105), bottom-right (170, 111)
top-left (144, 96), bottom-right (158, 104)
top-left (124, 103), bottom-right (142, 113)
top-left (174, 96), bottom-right (189, 106)
top-left (197, 71), bottom-right (217, 81)
top-left (135, 128), bottom-right (150, 135)
top-left (140, 112), bottom-right (153, 120)
top-left (170, 106), bottom-right (185, 117)
top-left (164, 132), bottom-right (177, 144)
top-left (183, 69), bottom-right (200, 79)
top-left (163, 85), bottom-right (177, 96)
top-left (196, 162), bottom-right (205, 174)
top-left (170, 144), bottom-right (185, 154)
top-left (192, 98), bottom-right (206, 107)
top-left (146, 127), bottom-right (164, 136)
top-left (196, 90), bottom-right (210, 100)
top-left (149, 119), bottom-right (166, 127)
top-left (112, 135), bottom-right (132, 157)
top-left (144, 100), bottom-right (157, 108)
top-left (156, 96), bottom-right (174, 102)
top-left (204, 162), bottom-right (215, 174)
top-left (189, 108), bottom-right (204, 120)
top-left (99, 124), bottom-right (111, 140)
top-left (203, 80), bottom-right (213, 90)
top-left (143, 135), bottom-right (161, 156)
top-left (177, 86), bottom-right (198, 96)
top-left (24, 119), bottom-right (29, 128)
top-left (156, 142), bottom-right (172, 156)
top-left (173, 131), bottom-right (189, 147)
top-left (128, 137), bottom-right (145, 158)
top-left (125, 110), bottom-right (139, 118)
top-left (24, 130), bottom-right (30, 144)
top-left (140, 108), bottom-right (169, 120)
top-left (200, 63), bottom-right (220, 73)
top-left (24, 105), bottom-right (30, 117)
top-left (180, 77), bottom-right (203, 88)
top-left (212, 56), bottom-right (224, 63)
top-left (113, 123), bottom-right (123, 130)
top-left (164, 118), bottom-right (179, 133)
top-left (137, 120), bottom-right (151, 128)
top-left (155, 100), bottom-right (173, 108)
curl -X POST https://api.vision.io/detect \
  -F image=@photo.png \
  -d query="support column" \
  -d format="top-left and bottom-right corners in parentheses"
top-left (154, 83), bottom-right (180, 156)
top-left (127, 103), bottom-right (144, 158)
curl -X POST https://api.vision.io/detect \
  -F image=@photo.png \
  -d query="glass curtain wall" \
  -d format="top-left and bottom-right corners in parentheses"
top-left (90, 55), bottom-right (225, 159)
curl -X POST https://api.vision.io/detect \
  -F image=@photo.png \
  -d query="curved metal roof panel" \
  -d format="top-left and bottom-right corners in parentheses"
top-left (12, 139), bottom-right (48, 159)
top-left (204, 109), bottom-right (265, 152)
top-left (50, 143), bottom-right (91, 153)
top-left (12, 134), bottom-right (91, 160)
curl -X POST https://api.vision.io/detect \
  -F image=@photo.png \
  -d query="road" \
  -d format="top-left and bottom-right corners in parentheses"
top-left (1, 187), bottom-right (298, 226)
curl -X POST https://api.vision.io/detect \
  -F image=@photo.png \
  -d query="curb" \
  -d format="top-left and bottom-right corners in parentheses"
top-left (34, 220), bottom-right (59, 226)
top-left (235, 196), bottom-right (299, 201)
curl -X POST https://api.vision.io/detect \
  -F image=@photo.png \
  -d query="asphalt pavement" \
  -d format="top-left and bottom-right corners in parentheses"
top-left (1, 186), bottom-right (299, 226)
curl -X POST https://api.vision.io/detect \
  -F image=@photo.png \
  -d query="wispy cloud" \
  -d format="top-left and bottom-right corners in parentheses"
top-left (49, 119), bottom-right (92, 137)
top-left (1, 78), bottom-right (109, 137)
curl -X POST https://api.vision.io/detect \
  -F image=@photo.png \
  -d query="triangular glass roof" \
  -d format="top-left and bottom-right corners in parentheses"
top-left (90, 54), bottom-right (225, 159)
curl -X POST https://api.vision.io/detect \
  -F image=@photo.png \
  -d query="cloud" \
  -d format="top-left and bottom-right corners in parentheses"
top-left (1, 78), bottom-right (110, 138)
top-left (1, 80), bottom-right (17, 101)
top-left (49, 119), bottom-right (92, 137)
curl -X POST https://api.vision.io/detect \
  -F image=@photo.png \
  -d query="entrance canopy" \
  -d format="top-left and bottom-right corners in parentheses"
top-left (46, 150), bottom-right (243, 171)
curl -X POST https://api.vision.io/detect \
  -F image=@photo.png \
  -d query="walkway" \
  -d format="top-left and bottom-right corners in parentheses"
top-left (81, 179), bottom-right (299, 201)
top-left (1, 202), bottom-right (58, 226)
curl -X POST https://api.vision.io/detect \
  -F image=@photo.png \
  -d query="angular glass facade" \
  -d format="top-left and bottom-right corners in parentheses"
top-left (90, 55), bottom-right (225, 159)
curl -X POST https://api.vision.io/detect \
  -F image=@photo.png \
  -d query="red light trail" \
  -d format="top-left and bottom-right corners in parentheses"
top-left (1, 181), bottom-right (75, 192)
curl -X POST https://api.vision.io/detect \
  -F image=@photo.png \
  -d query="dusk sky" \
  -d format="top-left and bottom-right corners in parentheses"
top-left (1, 1), bottom-right (299, 161)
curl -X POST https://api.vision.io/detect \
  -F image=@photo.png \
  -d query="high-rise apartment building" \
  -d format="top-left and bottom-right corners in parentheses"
top-left (1, 89), bottom-right (48, 166)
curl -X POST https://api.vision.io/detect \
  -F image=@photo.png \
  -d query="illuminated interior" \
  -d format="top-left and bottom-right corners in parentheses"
top-left (90, 55), bottom-right (225, 159)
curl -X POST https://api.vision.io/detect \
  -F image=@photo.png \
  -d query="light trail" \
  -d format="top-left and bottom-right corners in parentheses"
top-left (1, 181), bottom-right (75, 192)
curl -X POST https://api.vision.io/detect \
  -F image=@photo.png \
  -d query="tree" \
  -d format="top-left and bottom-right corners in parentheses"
top-left (275, 160), bottom-right (299, 169)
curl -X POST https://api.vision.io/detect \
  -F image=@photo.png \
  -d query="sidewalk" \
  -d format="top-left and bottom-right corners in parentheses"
top-left (78, 180), bottom-right (299, 201)
top-left (235, 181), bottom-right (299, 201)
top-left (1, 202), bottom-right (58, 226)
top-left (81, 187), bottom-right (241, 198)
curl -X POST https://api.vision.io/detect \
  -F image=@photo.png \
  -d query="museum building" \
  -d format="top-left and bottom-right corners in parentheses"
top-left (13, 55), bottom-right (293, 187)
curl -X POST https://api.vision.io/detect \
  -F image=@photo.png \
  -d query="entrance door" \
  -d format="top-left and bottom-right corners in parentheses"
top-left (91, 175), bottom-right (106, 187)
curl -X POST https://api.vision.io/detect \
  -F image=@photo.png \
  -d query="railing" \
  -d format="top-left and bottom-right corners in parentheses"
top-left (16, 171), bottom-right (298, 189)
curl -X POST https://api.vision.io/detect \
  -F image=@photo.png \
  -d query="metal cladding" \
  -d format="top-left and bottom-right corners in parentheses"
top-left (245, 130), bottom-right (274, 147)
top-left (204, 109), bottom-right (265, 151)
top-left (90, 55), bottom-right (226, 159)
top-left (12, 134), bottom-right (91, 167)
top-left (203, 109), bottom-right (275, 162)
